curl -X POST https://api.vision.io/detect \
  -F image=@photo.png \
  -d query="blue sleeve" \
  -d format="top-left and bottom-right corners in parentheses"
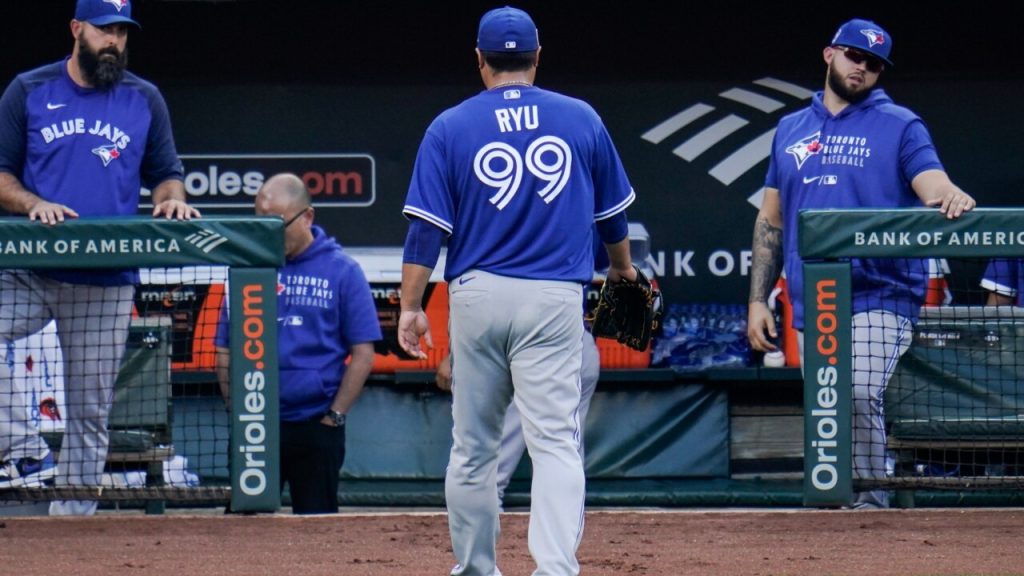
top-left (214, 298), bottom-right (230, 348)
top-left (0, 77), bottom-right (27, 176)
top-left (339, 261), bottom-right (383, 346)
top-left (900, 119), bottom-right (944, 182)
top-left (591, 118), bottom-right (636, 221)
top-left (403, 125), bottom-right (455, 233)
top-left (592, 226), bottom-right (610, 271)
top-left (596, 211), bottom-right (628, 244)
top-left (137, 82), bottom-right (184, 189)
top-left (980, 258), bottom-right (1021, 299)
top-left (403, 217), bottom-right (445, 268)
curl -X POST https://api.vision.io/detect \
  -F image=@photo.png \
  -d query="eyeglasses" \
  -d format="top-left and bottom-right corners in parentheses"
top-left (833, 45), bottom-right (884, 73)
top-left (282, 207), bottom-right (311, 228)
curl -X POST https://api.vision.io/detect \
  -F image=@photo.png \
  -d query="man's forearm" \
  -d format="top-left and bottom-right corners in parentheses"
top-left (330, 344), bottom-right (375, 414)
top-left (604, 236), bottom-right (633, 273)
top-left (150, 178), bottom-right (187, 204)
top-left (0, 171), bottom-right (41, 214)
top-left (400, 263), bottom-right (433, 311)
top-left (749, 215), bottom-right (783, 303)
top-left (215, 347), bottom-right (231, 405)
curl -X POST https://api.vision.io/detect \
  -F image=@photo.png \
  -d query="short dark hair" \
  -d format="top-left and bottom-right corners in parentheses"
top-left (481, 50), bottom-right (537, 73)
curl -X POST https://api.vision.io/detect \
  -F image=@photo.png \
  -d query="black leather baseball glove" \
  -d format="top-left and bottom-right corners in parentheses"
top-left (589, 265), bottom-right (662, 351)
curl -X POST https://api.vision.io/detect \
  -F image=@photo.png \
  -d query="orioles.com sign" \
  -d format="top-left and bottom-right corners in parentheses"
top-left (237, 282), bottom-right (270, 497)
top-left (141, 154), bottom-right (376, 209)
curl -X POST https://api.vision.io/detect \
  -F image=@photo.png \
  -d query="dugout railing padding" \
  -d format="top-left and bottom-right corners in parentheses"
top-left (0, 217), bottom-right (283, 513)
top-left (799, 208), bottom-right (1024, 507)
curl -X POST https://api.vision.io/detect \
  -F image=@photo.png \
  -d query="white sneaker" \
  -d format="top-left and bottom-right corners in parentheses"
top-left (0, 452), bottom-right (57, 489)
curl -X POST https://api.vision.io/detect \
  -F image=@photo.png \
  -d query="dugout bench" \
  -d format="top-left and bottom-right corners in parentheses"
top-left (885, 306), bottom-right (1024, 504)
top-left (40, 317), bottom-right (174, 514)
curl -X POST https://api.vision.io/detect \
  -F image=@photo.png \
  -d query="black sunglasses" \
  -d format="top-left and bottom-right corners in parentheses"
top-left (834, 45), bottom-right (885, 73)
top-left (282, 207), bottom-right (310, 228)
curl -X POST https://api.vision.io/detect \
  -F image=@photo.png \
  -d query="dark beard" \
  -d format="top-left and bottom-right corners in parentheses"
top-left (77, 35), bottom-right (127, 89)
top-left (827, 64), bottom-right (873, 105)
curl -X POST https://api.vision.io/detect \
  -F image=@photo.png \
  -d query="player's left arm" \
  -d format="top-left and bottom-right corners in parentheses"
top-left (321, 342), bottom-right (375, 426)
top-left (151, 178), bottom-right (200, 220)
top-left (912, 169), bottom-right (975, 220)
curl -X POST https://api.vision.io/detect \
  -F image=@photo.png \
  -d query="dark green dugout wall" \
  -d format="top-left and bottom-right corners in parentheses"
top-left (344, 382), bottom-right (729, 481)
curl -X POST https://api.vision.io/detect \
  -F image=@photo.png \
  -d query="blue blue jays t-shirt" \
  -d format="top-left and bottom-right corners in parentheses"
top-left (216, 227), bottom-right (382, 422)
top-left (0, 59), bottom-right (184, 285)
top-left (404, 85), bottom-right (635, 283)
top-left (765, 89), bottom-right (944, 329)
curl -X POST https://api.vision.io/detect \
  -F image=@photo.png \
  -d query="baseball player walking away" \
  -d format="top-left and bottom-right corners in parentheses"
top-left (397, 7), bottom-right (637, 574)
top-left (747, 18), bottom-right (974, 509)
top-left (0, 0), bottom-right (198, 513)
top-left (437, 239), bottom-right (608, 508)
top-left (437, 328), bottom-right (601, 509)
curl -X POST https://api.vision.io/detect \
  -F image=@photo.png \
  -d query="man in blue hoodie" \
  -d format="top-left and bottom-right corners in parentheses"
top-left (215, 173), bottom-right (381, 514)
top-left (747, 19), bottom-right (975, 508)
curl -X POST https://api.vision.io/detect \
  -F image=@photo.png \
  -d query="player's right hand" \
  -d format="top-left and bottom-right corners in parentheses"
top-left (435, 355), bottom-right (452, 392)
top-left (29, 200), bottom-right (78, 225)
top-left (398, 309), bottom-right (432, 359)
top-left (747, 300), bottom-right (779, 353)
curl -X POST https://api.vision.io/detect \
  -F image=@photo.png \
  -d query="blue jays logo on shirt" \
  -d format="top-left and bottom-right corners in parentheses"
top-left (861, 28), bottom-right (885, 47)
top-left (104, 0), bottom-right (129, 11)
top-left (91, 144), bottom-right (121, 167)
top-left (785, 131), bottom-right (823, 170)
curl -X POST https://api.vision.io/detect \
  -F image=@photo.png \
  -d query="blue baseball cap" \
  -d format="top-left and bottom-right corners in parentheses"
top-left (75, 0), bottom-right (141, 29)
top-left (477, 6), bottom-right (539, 53)
top-left (830, 18), bottom-right (892, 67)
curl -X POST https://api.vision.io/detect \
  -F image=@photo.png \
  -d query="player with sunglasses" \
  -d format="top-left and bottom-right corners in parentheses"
top-left (747, 18), bottom-right (975, 509)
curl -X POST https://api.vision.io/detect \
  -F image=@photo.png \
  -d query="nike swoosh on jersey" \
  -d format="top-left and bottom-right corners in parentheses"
top-left (46, 103), bottom-right (67, 110)
top-left (802, 176), bottom-right (821, 184)
top-left (458, 275), bottom-right (477, 286)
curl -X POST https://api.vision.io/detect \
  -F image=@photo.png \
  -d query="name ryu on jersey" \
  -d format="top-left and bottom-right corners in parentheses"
top-left (478, 104), bottom-right (572, 209)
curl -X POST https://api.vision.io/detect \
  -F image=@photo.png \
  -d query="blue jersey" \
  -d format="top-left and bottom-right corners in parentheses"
top-left (216, 226), bottom-right (382, 422)
top-left (404, 86), bottom-right (635, 282)
top-left (766, 89), bottom-right (944, 329)
top-left (981, 259), bottom-right (1024, 305)
top-left (0, 59), bottom-right (184, 285)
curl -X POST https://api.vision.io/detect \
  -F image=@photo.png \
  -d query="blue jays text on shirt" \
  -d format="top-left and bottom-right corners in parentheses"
top-left (281, 273), bottom-right (334, 309)
top-left (40, 118), bottom-right (131, 149)
top-left (788, 131), bottom-right (873, 171)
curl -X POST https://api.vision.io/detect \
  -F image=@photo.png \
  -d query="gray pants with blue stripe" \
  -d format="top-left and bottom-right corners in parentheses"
top-left (0, 270), bottom-right (133, 515)
top-left (447, 270), bottom-right (585, 576)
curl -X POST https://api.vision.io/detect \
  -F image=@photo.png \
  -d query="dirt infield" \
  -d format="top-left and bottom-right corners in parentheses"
top-left (1, 508), bottom-right (1021, 575)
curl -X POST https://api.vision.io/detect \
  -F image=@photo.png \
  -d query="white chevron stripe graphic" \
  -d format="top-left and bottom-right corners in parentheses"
top-left (672, 114), bottom-right (749, 162)
top-left (719, 88), bottom-right (785, 113)
top-left (641, 104), bottom-right (714, 144)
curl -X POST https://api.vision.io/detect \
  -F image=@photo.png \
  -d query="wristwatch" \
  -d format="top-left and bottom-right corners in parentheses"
top-left (326, 410), bottom-right (346, 427)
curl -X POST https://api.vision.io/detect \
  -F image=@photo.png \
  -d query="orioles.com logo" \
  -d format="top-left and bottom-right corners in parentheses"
top-left (810, 278), bottom-right (841, 492)
top-left (237, 282), bottom-right (270, 497)
top-left (141, 154), bottom-right (376, 209)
